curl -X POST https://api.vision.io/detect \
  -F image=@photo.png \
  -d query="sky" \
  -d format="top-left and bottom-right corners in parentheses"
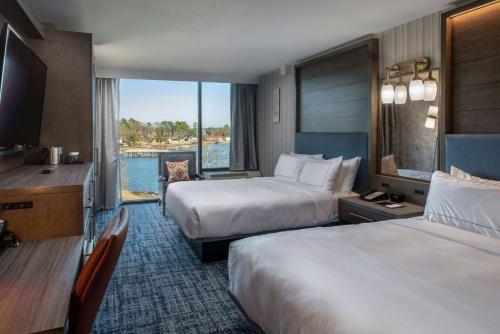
top-left (120, 79), bottom-right (230, 128)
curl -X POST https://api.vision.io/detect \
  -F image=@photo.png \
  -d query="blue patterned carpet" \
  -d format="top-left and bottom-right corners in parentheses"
top-left (92, 203), bottom-right (255, 334)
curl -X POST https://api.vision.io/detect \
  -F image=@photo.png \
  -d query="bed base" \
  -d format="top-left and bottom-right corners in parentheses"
top-left (185, 236), bottom-right (236, 262)
top-left (183, 221), bottom-right (345, 262)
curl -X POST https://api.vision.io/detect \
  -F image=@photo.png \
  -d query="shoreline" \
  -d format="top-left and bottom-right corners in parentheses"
top-left (120, 142), bottom-right (228, 154)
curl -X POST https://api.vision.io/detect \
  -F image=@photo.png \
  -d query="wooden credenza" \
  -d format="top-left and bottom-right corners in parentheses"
top-left (0, 163), bottom-right (96, 250)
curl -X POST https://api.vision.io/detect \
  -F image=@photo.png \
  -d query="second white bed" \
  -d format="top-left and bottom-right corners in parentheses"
top-left (228, 217), bottom-right (500, 334)
top-left (165, 177), bottom-right (356, 240)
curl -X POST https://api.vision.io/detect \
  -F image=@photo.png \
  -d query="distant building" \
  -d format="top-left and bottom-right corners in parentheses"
top-left (205, 135), bottom-right (225, 143)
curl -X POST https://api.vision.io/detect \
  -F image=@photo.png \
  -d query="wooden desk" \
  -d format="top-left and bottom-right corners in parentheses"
top-left (0, 236), bottom-right (82, 333)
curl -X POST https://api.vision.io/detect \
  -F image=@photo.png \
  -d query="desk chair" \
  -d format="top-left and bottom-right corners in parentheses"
top-left (70, 207), bottom-right (129, 334)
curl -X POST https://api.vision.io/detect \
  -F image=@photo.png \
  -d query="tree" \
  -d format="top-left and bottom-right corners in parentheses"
top-left (175, 121), bottom-right (189, 138)
top-left (223, 124), bottom-right (230, 137)
top-left (127, 132), bottom-right (140, 146)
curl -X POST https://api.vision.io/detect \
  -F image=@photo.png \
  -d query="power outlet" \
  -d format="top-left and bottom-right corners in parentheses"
top-left (1, 202), bottom-right (34, 210)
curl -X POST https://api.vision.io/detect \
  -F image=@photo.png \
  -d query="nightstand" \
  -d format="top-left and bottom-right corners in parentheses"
top-left (339, 196), bottom-right (424, 224)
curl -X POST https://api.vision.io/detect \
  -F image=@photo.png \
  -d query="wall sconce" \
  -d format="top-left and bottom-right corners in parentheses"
top-left (381, 68), bottom-right (394, 104)
top-left (425, 106), bottom-right (439, 129)
top-left (409, 62), bottom-right (425, 101)
top-left (423, 72), bottom-right (438, 101)
top-left (380, 58), bottom-right (437, 106)
top-left (394, 78), bottom-right (407, 104)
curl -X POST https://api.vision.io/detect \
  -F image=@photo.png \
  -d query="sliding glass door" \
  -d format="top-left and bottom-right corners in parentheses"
top-left (119, 79), bottom-right (231, 202)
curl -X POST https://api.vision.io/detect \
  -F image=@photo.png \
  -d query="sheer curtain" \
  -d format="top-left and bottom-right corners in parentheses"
top-left (95, 78), bottom-right (120, 209)
top-left (229, 84), bottom-right (258, 171)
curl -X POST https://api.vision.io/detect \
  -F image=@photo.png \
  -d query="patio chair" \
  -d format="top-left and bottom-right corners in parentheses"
top-left (158, 151), bottom-right (202, 215)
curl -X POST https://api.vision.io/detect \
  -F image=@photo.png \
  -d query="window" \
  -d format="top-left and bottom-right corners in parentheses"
top-left (119, 79), bottom-right (198, 202)
top-left (201, 82), bottom-right (231, 169)
top-left (118, 79), bottom-right (232, 202)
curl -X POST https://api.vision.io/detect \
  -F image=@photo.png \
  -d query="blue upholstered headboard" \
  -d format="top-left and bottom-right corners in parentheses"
top-left (295, 133), bottom-right (369, 193)
top-left (446, 134), bottom-right (500, 181)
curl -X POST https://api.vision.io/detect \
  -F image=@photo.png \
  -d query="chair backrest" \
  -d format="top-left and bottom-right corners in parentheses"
top-left (158, 151), bottom-right (197, 179)
top-left (70, 207), bottom-right (129, 334)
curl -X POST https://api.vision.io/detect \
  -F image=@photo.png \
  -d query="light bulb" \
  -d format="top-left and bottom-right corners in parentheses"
top-left (381, 84), bottom-right (394, 104)
top-left (428, 106), bottom-right (439, 117)
top-left (425, 106), bottom-right (438, 129)
top-left (425, 117), bottom-right (436, 129)
top-left (409, 79), bottom-right (425, 101)
top-left (424, 79), bottom-right (437, 101)
top-left (394, 84), bottom-right (407, 104)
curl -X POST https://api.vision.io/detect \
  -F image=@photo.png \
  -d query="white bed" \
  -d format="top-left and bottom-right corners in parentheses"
top-left (166, 176), bottom-right (356, 240)
top-left (228, 217), bottom-right (500, 334)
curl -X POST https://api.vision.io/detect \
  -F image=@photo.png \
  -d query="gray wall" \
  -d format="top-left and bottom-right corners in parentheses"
top-left (379, 13), bottom-right (441, 74)
top-left (257, 66), bottom-right (295, 176)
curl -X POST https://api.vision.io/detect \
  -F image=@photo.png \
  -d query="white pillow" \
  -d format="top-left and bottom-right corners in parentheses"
top-left (274, 154), bottom-right (306, 181)
top-left (298, 156), bottom-right (343, 190)
top-left (334, 157), bottom-right (362, 192)
top-left (290, 152), bottom-right (324, 160)
top-left (450, 166), bottom-right (500, 186)
top-left (424, 171), bottom-right (500, 239)
top-left (450, 165), bottom-right (473, 180)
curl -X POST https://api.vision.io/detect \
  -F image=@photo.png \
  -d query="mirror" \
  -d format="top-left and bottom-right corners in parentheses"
top-left (377, 69), bottom-right (439, 182)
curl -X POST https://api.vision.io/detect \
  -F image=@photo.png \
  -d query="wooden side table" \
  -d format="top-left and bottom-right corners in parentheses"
top-left (339, 196), bottom-right (424, 224)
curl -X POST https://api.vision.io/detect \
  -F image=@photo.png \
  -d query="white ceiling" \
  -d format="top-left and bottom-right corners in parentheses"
top-left (24, 0), bottom-right (452, 83)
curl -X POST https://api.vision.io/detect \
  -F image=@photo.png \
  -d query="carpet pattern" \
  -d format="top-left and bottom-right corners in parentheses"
top-left (92, 203), bottom-right (255, 334)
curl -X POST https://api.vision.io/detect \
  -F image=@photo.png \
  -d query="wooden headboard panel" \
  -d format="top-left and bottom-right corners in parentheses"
top-left (295, 37), bottom-right (378, 137)
top-left (443, 1), bottom-right (500, 135)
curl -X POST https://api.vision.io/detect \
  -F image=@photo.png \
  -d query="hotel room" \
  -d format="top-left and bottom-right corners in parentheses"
top-left (0, 0), bottom-right (499, 333)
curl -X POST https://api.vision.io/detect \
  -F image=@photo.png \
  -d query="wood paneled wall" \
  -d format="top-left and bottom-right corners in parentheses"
top-left (296, 44), bottom-right (372, 133)
top-left (447, 1), bottom-right (500, 133)
top-left (257, 66), bottom-right (295, 176)
top-left (28, 30), bottom-right (94, 163)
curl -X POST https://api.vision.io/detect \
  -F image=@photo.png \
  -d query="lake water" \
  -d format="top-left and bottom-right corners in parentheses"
top-left (120, 143), bottom-right (229, 193)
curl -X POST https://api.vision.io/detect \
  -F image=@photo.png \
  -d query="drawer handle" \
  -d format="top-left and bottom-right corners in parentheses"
top-left (348, 212), bottom-right (375, 222)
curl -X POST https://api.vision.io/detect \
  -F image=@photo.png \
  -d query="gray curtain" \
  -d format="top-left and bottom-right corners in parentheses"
top-left (230, 84), bottom-right (258, 171)
top-left (95, 78), bottom-right (120, 209)
top-left (378, 103), bottom-right (402, 167)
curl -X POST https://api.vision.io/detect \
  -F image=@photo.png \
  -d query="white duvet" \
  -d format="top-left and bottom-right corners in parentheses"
top-left (228, 217), bottom-right (500, 334)
top-left (165, 177), bottom-right (355, 240)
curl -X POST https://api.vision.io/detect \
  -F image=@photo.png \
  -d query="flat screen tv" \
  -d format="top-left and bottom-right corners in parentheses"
top-left (0, 24), bottom-right (47, 150)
